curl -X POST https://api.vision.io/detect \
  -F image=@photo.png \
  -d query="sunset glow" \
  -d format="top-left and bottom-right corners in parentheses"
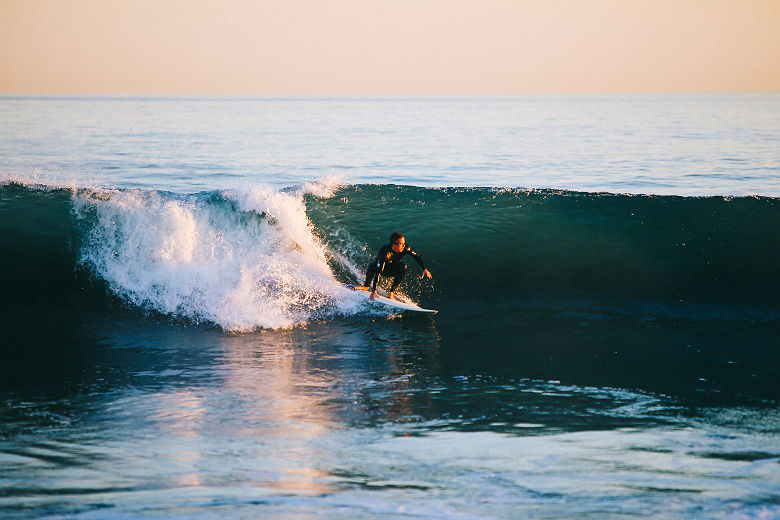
top-left (2, 0), bottom-right (779, 94)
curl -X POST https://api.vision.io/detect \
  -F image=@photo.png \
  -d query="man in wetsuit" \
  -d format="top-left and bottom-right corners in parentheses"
top-left (364, 232), bottom-right (432, 300)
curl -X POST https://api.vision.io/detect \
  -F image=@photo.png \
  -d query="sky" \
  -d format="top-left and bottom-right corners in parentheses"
top-left (1, 0), bottom-right (779, 95)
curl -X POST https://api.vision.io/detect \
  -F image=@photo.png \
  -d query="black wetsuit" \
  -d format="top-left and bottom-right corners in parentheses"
top-left (364, 244), bottom-right (426, 293)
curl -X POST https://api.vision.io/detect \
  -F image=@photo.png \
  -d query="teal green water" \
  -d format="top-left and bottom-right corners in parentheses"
top-left (2, 96), bottom-right (779, 518)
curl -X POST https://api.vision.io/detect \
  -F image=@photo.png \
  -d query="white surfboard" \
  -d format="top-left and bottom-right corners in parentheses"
top-left (348, 285), bottom-right (438, 314)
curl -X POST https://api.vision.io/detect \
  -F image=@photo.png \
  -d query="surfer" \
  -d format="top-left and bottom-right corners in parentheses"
top-left (364, 232), bottom-right (432, 301)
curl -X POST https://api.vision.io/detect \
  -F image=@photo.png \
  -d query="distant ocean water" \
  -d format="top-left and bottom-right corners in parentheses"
top-left (2, 94), bottom-right (779, 196)
top-left (1, 95), bottom-right (779, 519)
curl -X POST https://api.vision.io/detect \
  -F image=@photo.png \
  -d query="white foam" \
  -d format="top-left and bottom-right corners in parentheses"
top-left (294, 173), bottom-right (348, 198)
top-left (73, 185), bottom-right (365, 331)
top-left (1, 166), bottom-right (81, 192)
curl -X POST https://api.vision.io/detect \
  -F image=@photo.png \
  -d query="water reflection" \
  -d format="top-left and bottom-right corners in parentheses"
top-left (4, 311), bottom-right (778, 518)
top-left (211, 319), bottom-right (441, 429)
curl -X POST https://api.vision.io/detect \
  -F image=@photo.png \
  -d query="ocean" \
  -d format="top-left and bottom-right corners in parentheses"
top-left (1, 95), bottom-right (779, 519)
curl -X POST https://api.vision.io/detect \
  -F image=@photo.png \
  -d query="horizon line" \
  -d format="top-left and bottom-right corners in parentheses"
top-left (3, 90), bottom-right (779, 99)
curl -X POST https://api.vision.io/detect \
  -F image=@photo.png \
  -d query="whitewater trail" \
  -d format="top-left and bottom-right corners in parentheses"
top-left (72, 182), bottom-right (364, 331)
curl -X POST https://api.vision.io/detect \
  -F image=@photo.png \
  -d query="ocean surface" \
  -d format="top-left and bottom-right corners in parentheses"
top-left (1, 95), bottom-right (779, 519)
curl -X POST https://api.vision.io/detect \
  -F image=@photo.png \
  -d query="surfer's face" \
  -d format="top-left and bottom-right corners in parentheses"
top-left (391, 237), bottom-right (405, 253)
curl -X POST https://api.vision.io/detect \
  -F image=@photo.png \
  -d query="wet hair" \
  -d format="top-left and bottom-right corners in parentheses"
top-left (390, 232), bottom-right (404, 245)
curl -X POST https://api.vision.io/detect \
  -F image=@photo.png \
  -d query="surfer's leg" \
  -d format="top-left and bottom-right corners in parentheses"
top-left (389, 262), bottom-right (407, 293)
top-left (364, 265), bottom-right (377, 287)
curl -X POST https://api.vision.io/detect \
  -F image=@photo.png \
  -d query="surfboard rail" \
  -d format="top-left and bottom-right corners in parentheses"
top-left (347, 284), bottom-right (438, 314)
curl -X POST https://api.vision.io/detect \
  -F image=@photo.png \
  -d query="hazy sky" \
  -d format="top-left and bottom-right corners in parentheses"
top-left (2, 0), bottom-right (779, 95)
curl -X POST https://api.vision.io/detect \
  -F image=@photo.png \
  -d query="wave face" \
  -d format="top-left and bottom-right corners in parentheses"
top-left (308, 185), bottom-right (780, 309)
top-left (2, 182), bottom-right (779, 331)
top-left (0, 184), bottom-right (81, 303)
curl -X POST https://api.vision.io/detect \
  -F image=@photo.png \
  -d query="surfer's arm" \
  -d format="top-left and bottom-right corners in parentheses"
top-left (405, 247), bottom-right (431, 277)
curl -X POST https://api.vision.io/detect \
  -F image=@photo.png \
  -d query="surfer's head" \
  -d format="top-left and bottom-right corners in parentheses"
top-left (390, 232), bottom-right (405, 252)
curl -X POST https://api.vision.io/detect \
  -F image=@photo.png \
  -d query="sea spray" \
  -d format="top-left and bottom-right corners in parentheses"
top-left (72, 185), bottom-right (363, 330)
